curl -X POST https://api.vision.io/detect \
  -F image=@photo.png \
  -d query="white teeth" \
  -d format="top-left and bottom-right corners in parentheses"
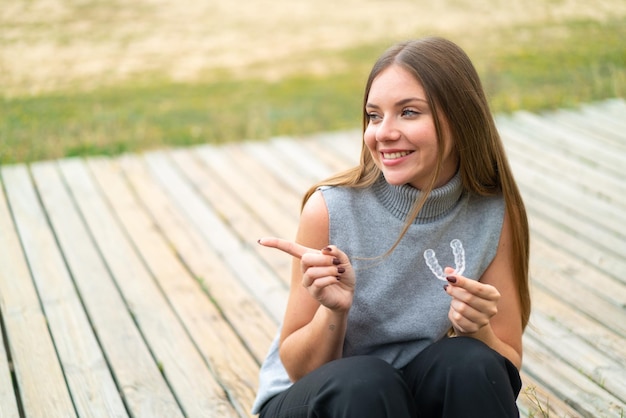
top-left (382, 151), bottom-right (411, 159)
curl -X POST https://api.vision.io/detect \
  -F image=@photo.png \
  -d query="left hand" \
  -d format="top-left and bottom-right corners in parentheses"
top-left (443, 267), bottom-right (501, 335)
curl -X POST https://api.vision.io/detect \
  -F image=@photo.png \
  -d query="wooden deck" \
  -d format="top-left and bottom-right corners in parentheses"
top-left (0, 98), bottom-right (624, 417)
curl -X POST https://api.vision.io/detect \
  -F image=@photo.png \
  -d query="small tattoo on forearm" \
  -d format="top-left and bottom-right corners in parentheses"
top-left (329, 324), bottom-right (336, 331)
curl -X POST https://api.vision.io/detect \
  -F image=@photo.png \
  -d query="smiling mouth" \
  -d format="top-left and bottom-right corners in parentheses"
top-left (381, 151), bottom-right (413, 160)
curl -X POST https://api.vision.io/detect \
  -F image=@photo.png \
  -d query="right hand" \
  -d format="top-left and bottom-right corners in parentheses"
top-left (258, 237), bottom-right (355, 312)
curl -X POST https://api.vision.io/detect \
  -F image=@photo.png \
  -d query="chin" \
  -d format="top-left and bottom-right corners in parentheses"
top-left (382, 174), bottom-right (409, 186)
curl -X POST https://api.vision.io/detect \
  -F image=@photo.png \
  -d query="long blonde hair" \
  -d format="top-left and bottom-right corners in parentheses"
top-left (303, 37), bottom-right (531, 329)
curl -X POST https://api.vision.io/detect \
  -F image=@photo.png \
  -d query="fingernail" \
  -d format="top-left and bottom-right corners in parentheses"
top-left (443, 284), bottom-right (449, 291)
top-left (337, 267), bottom-right (345, 274)
top-left (446, 276), bottom-right (457, 284)
top-left (336, 276), bottom-right (341, 281)
top-left (323, 247), bottom-right (332, 252)
top-left (332, 258), bottom-right (340, 265)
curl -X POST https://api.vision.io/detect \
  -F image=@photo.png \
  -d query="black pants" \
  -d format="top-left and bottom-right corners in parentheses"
top-left (259, 337), bottom-right (521, 418)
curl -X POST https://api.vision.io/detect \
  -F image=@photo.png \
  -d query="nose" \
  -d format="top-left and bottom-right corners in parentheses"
top-left (375, 115), bottom-right (401, 142)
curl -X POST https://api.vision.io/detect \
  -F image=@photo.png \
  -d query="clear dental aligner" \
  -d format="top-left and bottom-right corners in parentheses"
top-left (424, 239), bottom-right (466, 281)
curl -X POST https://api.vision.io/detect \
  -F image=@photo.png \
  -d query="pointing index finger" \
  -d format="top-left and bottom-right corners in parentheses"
top-left (257, 237), bottom-right (315, 259)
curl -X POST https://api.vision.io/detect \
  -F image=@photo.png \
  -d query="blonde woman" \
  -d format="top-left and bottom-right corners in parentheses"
top-left (253, 37), bottom-right (530, 418)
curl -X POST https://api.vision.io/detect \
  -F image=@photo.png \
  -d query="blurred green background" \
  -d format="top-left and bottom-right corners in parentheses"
top-left (1, 1), bottom-right (625, 164)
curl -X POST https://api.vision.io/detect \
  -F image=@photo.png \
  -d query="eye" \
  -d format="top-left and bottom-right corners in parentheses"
top-left (367, 112), bottom-right (382, 123)
top-left (401, 108), bottom-right (420, 118)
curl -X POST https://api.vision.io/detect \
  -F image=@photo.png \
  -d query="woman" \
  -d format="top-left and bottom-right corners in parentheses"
top-left (252, 37), bottom-right (530, 417)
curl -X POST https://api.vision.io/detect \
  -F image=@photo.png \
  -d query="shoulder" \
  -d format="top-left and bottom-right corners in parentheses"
top-left (302, 189), bottom-right (328, 220)
top-left (464, 191), bottom-right (506, 226)
top-left (297, 190), bottom-right (329, 248)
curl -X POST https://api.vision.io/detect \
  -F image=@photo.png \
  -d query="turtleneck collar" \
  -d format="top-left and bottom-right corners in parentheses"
top-left (372, 171), bottom-right (464, 224)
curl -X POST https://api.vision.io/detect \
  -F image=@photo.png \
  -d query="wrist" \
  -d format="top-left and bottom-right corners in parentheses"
top-left (321, 304), bottom-right (350, 323)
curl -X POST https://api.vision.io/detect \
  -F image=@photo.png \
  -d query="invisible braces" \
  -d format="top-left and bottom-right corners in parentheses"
top-left (423, 239), bottom-right (466, 281)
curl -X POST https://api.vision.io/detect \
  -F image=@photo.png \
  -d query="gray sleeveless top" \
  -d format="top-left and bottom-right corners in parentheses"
top-left (252, 172), bottom-right (505, 414)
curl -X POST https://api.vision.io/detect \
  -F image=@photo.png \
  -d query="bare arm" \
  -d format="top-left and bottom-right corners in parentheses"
top-left (258, 190), bottom-right (356, 381)
top-left (444, 210), bottom-right (524, 369)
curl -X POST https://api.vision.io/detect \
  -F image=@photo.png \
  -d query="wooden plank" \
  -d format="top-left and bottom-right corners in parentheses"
top-left (8, 162), bottom-right (127, 418)
top-left (520, 188), bottom-right (626, 289)
top-left (527, 311), bottom-right (626, 401)
top-left (600, 99), bottom-right (626, 123)
top-left (518, 373), bottom-right (582, 418)
top-left (184, 147), bottom-right (295, 283)
top-left (30, 160), bottom-right (182, 417)
top-left (528, 236), bottom-right (626, 337)
top-left (241, 141), bottom-right (313, 195)
top-left (528, 197), bottom-right (624, 274)
top-left (143, 151), bottom-right (287, 323)
top-left (524, 202), bottom-right (625, 276)
top-left (0, 191), bottom-right (21, 418)
top-left (58, 159), bottom-right (187, 418)
top-left (314, 130), bottom-right (362, 164)
top-left (523, 333), bottom-right (625, 417)
top-left (0, 324), bottom-right (20, 418)
top-left (221, 142), bottom-right (302, 225)
top-left (66, 156), bottom-right (240, 416)
top-left (502, 112), bottom-right (625, 178)
top-left (216, 143), bottom-right (302, 281)
top-left (584, 98), bottom-right (626, 124)
top-left (502, 127), bottom-right (626, 208)
top-left (549, 108), bottom-right (626, 148)
top-left (517, 177), bottom-right (624, 255)
top-left (528, 209), bottom-right (625, 294)
top-left (299, 135), bottom-right (357, 173)
top-left (87, 157), bottom-right (249, 417)
top-left (193, 145), bottom-right (298, 240)
top-left (0, 165), bottom-right (76, 418)
top-left (118, 154), bottom-right (278, 363)
top-left (529, 244), bottom-right (626, 364)
top-left (509, 156), bottom-right (626, 233)
top-left (270, 137), bottom-right (337, 182)
top-left (579, 104), bottom-right (626, 141)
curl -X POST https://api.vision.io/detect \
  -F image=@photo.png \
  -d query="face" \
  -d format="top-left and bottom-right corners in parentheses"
top-left (364, 64), bottom-right (458, 190)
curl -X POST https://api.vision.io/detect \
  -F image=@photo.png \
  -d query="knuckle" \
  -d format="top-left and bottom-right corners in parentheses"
top-left (454, 301), bottom-right (468, 315)
top-left (451, 310), bottom-right (463, 323)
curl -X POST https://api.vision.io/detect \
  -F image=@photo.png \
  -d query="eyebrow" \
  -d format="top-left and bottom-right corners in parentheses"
top-left (365, 97), bottom-right (428, 109)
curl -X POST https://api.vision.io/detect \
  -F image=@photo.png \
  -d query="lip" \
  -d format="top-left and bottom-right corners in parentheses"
top-left (380, 149), bottom-right (413, 166)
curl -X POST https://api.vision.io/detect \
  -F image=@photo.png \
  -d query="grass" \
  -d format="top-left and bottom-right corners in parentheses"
top-left (521, 384), bottom-right (626, 418)
top-left (477, 18), bottom-right (626, 111)
top-left (523, 386), bottom-right (552, 418)
top-left (1, 18), bottom-right (625, 164)
top-left (0, 73), bottom-right (366, 164)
